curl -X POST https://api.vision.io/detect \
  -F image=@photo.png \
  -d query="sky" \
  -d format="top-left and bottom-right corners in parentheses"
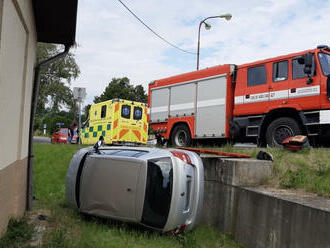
top-left (70, 0), bottom-right (330, 105)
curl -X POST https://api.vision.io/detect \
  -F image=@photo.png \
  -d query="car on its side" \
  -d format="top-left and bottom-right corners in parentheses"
top-left (51, 128), bottom-right (78, 144)
top-left (66, 146), bottom-right (204, 233)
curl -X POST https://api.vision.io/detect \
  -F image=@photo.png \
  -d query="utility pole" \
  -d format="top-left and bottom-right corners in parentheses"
top-left (73, 87), bottom-right (86, 148)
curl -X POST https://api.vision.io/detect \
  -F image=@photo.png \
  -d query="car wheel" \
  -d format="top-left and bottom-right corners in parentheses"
top-left (266, 117), bottom-right (301, 147)
top-left (171, 124), bottom-right (191, 147)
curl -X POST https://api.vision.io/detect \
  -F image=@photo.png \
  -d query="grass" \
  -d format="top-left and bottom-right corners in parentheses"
top-left (206, 145), bottom-right (330, 197)
top-left (29, 143), bottom-right (243, 248)
top-left (0, 218), bottom-right (34, 248)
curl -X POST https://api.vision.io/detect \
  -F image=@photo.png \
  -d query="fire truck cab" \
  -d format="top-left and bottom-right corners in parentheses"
top-left (233, 45), bottom-right (330, 146)
top-left (148, 45), bottom-right (330, 147)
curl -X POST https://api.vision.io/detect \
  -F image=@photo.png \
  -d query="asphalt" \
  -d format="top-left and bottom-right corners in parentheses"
top-left (33, 136), bottom-right (51, 143)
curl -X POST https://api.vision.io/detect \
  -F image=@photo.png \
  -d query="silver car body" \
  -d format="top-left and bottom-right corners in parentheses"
top-left (66, 146), bottom-right (204, 233)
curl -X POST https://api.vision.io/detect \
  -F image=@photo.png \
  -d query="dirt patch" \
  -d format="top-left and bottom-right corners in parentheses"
top-left (26, 209), bottom-right (51, 247)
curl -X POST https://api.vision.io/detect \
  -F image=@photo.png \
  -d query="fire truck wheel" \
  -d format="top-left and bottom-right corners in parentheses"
top-left (171, 124), bottom-right (191, 147)
top-left (266, 117), bottom-right (301, 147)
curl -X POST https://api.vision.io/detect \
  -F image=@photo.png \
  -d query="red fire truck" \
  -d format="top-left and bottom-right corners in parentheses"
top-left (148, 45), bottom-right (330, 147)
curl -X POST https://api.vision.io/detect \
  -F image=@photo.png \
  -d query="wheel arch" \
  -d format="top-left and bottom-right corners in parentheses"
top-left (169, 121), bottom-right (192, 141)
top-left (259, 108), bottom-right (305, 145)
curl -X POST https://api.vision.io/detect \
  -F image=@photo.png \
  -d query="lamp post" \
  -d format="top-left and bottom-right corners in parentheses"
top-left (197, 14), bottom-right (232, 70)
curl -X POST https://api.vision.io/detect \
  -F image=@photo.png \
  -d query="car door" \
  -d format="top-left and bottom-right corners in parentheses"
top-left (269, 60), bottom-right (289, 105)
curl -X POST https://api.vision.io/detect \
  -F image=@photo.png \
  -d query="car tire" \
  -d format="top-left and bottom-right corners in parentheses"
top-left (266, 117), bottom-right (301, 147)
top-left (171, 124), bottom-right (192, 147)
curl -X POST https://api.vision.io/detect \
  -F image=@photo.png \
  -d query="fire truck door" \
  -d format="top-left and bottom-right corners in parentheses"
top-left (288, 56), bottom-right (320, 110)
top-left (269, 60), bottom-right (289, 104)
top-left (242, 65), bottom-right (270, 114)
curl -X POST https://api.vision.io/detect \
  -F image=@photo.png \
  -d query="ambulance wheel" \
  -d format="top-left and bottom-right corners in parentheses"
top-left (266, 117), bottom-right (301, 147)
top-left (171, 124), bottom-right (191, 147)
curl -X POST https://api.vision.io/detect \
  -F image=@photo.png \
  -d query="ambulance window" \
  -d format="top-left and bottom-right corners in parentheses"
top-left (247, 65), bottom-right (266, 86)
top-left (133, 107), bottom-right (143, 120)
top-left (101, 105), bottom-right (107, 118)
top-left (273, 61), bottom-right (288, 82)
top-left (292, 55), bottom-right (315, 79)
top-left (121, 105), bottom-right (131, 119)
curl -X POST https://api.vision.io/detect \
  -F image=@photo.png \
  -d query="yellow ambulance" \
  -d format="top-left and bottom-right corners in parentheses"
top-left (81, 99), bottom-right (148, 145)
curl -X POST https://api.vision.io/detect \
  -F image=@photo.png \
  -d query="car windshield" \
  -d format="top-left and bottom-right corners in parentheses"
top-left (60, 129), bottom-right (68, 134)
top-left (141, 157), bottom-right (173, 229)
top-left (319, 53), bottom-right (330, 76)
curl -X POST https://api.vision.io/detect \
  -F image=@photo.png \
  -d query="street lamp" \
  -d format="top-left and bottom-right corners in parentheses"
top-left (197, 14), bottom-right (232, 70)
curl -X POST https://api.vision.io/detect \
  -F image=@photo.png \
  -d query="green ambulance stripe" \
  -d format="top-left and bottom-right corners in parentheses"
top-left (82, 124), bottom-right (111, 139)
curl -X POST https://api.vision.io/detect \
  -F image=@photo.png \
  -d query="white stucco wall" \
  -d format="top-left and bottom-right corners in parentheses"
top-left (0, 0), bottom-right (37, 169)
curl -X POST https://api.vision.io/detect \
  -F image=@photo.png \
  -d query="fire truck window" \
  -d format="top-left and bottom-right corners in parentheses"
top-left (247, 65), bottom-right (267, 86)
top-left (319, 53), bottom-right (330, 76)
top-left (121, 105), bottom-right (131, 119)
top-left (292, 56), bottom-right (315, 79)
top-left (133, 107), bottom-right (143, 120)
top-left (273, 61), bottom-right (288, 82)
top-left (101, 105), bottom-right (107, 118)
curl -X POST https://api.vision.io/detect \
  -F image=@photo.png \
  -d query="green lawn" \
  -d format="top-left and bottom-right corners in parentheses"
top-left (29, 143), bottom-right (243, 248)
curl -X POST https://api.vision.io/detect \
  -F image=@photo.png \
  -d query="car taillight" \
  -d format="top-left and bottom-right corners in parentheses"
top-left (166, 224), bottom-right (187, 235)
top-left (170, 151), bottom-right (192, 165)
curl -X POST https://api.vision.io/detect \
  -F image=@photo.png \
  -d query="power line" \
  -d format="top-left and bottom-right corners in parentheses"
top-left (116, 0), bottom-right (196, 55)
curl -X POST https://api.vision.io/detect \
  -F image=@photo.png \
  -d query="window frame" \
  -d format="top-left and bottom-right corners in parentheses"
top-left (247, 65), bottom-right (267, 87)
top-left (121, 105), bottom-right (131, 119)
top-left (318, 52), bottom-right (330, 76)
top-left (133, 106), bottom-right (143, 120)
top-left (292, 54), bottom-right (316, 79)
top-left (272, 60), bottom-right (288, 82)
top-left (101, 105), bottom-right (107, 118)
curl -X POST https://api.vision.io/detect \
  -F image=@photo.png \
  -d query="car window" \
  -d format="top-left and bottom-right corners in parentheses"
top-left (318, 53), bottom-right (330, 76)
top-left (133, 106), bottom-right (143, 120)
top-left (141, 157), bottom-right (173, 229)
top-left (60, 129), bottom-right (68, 134)
top-left (247, 65), bottom-right (267, 86)
top-left (292, 55), bottom-right (315, 79)
top-left (273, 60), bottom-right (288, 82)
top-left (121, 105), bottom-right (131, 119)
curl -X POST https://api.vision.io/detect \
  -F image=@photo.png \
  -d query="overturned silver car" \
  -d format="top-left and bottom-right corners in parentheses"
top-left (66, 146), bottom-right (204, 233)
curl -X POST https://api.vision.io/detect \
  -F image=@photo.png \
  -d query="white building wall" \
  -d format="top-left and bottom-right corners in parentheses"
top-left (0, 0), bottom-right (37, 235)
top-left (0, 0), bottom-right (36, 169)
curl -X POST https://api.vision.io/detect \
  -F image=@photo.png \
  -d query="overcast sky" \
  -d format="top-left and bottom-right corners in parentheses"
top-left (70, 0), bottom-right (330, 104)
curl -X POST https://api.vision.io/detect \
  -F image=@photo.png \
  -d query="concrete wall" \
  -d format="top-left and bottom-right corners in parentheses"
top-left (201, 156), bottom-right (330, 248)
top-left (0, 0), bottom-right (37, 235)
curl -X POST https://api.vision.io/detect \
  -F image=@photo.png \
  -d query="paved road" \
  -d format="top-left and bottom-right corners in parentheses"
top-left (234, 143), bottom-right (257, 148)
top-left (33, 136), bottom-right (51, 143)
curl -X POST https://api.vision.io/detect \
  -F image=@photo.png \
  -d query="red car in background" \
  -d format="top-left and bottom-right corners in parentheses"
top-left (51, 128), bottom-right (78, 144)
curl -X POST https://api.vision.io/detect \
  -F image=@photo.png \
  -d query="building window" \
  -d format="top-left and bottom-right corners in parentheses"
top-left (247, 65), bottom-right (267, 86)
top-left (292, 55), bottom-right (315, 79)
top-left (133, 107), bottom-right (143, 120)
top-left (121, 105), bottom-right (131, 119)
top-left (101, 105), bottom-right (107, 118)
top-left (273, 60), bottom-right (288, 82)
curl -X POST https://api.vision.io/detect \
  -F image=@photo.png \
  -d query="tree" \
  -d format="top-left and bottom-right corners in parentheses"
top-left (94, 77), bottom-right (147, 104)
top-left (36, 43), bottom-right (80, 116)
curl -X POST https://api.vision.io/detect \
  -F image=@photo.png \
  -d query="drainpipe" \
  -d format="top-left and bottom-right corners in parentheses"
top-left (27, 44), bottom-right (71, 211)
